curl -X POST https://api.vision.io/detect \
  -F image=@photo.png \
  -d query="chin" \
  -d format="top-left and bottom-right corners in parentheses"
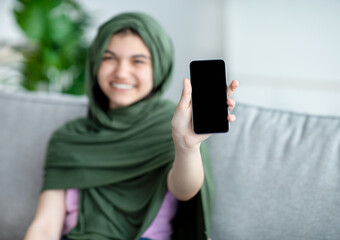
top-left (110, 100), bottom-right (134, 109)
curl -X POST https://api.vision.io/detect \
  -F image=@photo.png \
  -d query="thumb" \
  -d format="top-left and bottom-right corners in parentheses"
top-left (178, 78), bottom-right (192, 109)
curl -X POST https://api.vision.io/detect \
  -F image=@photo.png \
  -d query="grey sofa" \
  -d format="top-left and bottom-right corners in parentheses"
top-left (1, 90), bottom-right (339, 240)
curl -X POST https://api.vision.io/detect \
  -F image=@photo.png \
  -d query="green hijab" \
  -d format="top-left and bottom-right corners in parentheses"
top-left (42, 12), bottom-right (213, 240)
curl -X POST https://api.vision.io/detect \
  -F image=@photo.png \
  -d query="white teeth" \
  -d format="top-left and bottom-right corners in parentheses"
top-left (111, 83), bottom-right (134, 89)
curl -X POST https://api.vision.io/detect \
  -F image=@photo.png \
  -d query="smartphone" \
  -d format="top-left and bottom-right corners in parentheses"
top-left (189, 59), bottom-right (229, 134)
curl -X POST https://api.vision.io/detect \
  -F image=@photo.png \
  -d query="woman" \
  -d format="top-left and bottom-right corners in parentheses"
top-left (24, 12), bottom-right (238, 240)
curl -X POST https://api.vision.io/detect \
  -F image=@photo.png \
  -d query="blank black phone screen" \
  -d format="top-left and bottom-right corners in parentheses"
top-left (190, 59), bottom-right (229, 134)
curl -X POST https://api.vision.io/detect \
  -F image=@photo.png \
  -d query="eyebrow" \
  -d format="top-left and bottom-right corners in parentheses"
top-left (104, 50), bottom-right (151, 60)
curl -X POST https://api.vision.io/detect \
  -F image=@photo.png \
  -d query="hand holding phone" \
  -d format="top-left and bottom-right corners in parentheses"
top-left (190, 59), bottom-right (229, 134)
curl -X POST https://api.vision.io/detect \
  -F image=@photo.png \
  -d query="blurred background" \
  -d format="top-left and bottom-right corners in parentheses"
top-left (0, 0), bottom-right (339, 116)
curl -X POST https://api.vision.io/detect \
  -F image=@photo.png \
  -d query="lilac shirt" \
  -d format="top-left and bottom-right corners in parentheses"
top-left (62, 189), bottom-right (178, 240)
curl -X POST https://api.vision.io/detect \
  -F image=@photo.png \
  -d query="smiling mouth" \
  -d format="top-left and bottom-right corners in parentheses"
top-left (111, 83), bottom-right (134, 90)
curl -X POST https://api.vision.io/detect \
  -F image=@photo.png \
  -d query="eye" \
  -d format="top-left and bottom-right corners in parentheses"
top-left (102, 55), bottom-right (116, 61)
top-left (133, 59), bottom-right (145, 64)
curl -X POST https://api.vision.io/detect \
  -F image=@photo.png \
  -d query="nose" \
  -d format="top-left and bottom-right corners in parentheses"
top-left (114, 60), bottom-right (130, 79)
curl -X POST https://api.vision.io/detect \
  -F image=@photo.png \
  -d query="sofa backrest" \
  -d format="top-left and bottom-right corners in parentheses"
top-left (1, 90), bottom-right (340, 240)
top-left (209, 104), bottom-right (340, 240)
top-left (0, 91), bottom-right (87, 239)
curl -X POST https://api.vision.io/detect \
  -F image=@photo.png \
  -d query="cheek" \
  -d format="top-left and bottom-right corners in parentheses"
top-left (140, 68), bottom-right (153, 91)
top-left (97, 63), bottom-right (112, 85)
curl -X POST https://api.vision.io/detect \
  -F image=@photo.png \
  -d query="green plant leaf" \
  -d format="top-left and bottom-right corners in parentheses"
top-left (13, 0), bottom-right (89, 95)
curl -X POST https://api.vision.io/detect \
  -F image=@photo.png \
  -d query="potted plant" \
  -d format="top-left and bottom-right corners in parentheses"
top-left (13, 0), bottom-right (89, 95)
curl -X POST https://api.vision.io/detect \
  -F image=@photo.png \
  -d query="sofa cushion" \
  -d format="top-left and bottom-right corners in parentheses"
top-left (0, 91), bottom-right (87, 239)
top-left (209, 104), bottom-right (340, 240)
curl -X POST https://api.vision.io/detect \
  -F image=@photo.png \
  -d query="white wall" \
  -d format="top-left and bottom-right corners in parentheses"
top-left (0, 0), bottom-right (26, 44)
top-left (223, 0), bottom-right (340, 116)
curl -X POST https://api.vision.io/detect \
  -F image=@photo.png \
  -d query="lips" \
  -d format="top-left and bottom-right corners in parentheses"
top-left (111, 82), bottom-right (134, 90)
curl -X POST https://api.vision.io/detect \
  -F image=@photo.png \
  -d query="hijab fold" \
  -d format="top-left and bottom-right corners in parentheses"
top-left (42, 12), bottom-right (213, 240)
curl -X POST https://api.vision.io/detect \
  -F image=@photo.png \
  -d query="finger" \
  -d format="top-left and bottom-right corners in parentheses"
top-left (178, 78), bottom-right (192, 109)
top-left (228, 114), bottom-right (236, 122)
top-left (227, 98), bottom-right (236, 111)
top-left (227, 80), bottom-right (239, 97)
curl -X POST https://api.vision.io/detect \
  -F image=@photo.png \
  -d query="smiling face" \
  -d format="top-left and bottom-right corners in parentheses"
top-left (97, 31), bottom-right (153, 109)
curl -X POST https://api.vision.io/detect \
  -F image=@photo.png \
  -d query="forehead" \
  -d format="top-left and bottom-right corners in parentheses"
top-left (105, 33), bottom-right (151, 57)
